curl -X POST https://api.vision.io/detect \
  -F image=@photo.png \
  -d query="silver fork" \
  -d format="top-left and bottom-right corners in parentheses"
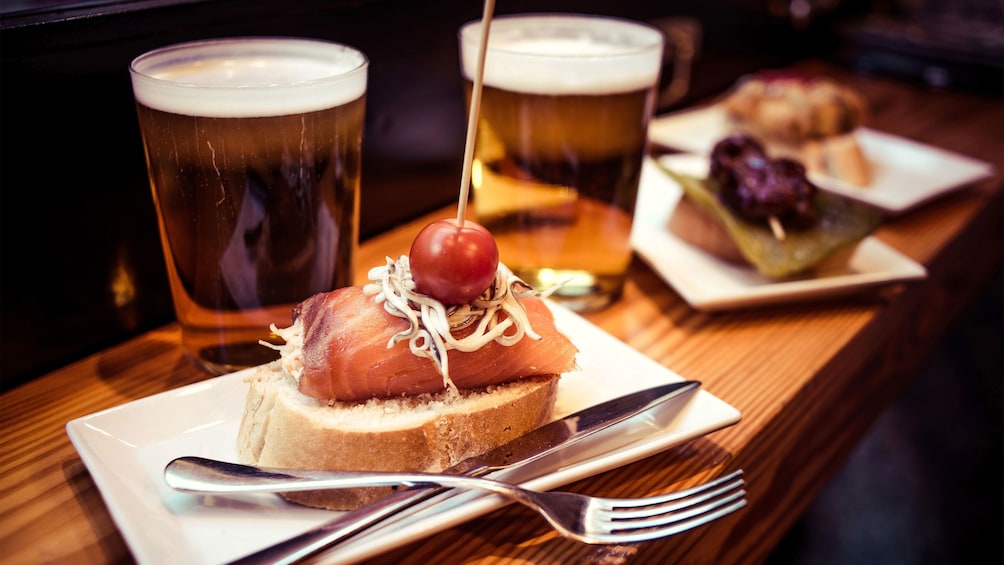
top-left (165, 456), bottom-right (746, 545)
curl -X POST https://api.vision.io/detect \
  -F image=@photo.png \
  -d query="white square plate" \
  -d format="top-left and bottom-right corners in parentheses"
top-left (647, 105), bottom-right (995, 214)
top-left (67, 303), bottom-right (741, 564)
top-left (631, 155), bottom-right (927, 311)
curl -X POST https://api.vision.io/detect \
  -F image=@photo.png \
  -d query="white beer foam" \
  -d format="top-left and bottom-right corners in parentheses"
top-left (460, 15), bottom-right (663, 95)
top-left (131, 38), bottom-right (367, 117)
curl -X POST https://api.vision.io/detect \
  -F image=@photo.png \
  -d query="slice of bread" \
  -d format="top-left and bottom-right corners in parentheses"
top-left (668, 194), bottom-right (746, 264)
top-left (236, 361), bottom-right (560, 510)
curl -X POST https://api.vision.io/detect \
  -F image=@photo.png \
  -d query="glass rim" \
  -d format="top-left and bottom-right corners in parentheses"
top-left (129, 36), bottom-right (368, 117)
top-left (459, 13), bottom-right (665, 59)
top-left (129, 36), bottom-right (369, 89)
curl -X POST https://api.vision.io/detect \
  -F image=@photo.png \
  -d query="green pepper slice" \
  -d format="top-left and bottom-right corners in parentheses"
top-left (659, 162), bottom-right (885, 278)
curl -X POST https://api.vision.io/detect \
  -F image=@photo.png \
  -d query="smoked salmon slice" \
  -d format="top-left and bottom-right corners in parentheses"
top-left (293, 286), bottom-right (578, 401)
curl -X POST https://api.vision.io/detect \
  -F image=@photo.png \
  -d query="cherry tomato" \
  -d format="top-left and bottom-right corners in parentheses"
top-left (409, 218), bottom-right (499, 305)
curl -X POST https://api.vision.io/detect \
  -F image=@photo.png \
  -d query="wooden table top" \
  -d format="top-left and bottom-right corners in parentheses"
top-left (2, 60), bottom-right (1001, 564)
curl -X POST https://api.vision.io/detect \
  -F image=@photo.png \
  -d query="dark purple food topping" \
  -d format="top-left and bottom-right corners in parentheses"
top-left (710, 135), bottom-right (817, 228)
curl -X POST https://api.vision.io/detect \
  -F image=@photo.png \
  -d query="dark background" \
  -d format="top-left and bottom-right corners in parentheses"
top-left (0, 0), bottom-right (999, 388)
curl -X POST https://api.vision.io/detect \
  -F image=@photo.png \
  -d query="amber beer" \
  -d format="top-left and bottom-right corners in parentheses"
top-left (460, 15), bottom-right (664, 311)
top-left (130, 38), bottom-right (367, 374)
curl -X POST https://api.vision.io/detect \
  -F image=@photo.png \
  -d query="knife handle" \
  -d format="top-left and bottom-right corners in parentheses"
top-left (227, 486), bottom-right (444, 565)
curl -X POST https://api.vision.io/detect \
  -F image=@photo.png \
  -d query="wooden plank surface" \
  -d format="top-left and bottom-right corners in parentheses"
top-left (0, 59), bottom-right (1001, 564)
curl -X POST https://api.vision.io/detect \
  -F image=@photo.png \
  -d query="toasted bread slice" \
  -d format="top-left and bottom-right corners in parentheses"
top-left (237, 362), bottom-right (560, 510)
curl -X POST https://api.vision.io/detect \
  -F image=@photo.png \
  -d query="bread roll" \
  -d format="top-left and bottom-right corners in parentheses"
top-left (237, 361), bottom-right (560, 510)
top-left (819, 133), bottom-right (871, 186)
top-left (722, 75), bottom-right (871, 186)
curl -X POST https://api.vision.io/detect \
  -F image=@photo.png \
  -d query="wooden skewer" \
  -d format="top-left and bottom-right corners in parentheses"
top-left (768, 216), bottom-right (786, 241)
top-left (456, 0), bottom-right (496, 227)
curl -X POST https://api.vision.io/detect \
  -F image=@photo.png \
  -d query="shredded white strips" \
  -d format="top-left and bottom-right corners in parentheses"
top-left (362, 255), bottom-right (542, 391)
top-left (261, 321), bottom-right (305, 381)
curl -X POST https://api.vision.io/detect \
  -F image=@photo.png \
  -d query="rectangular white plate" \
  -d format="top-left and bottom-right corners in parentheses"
top-left (648, 105), bottom-right (995, 214)
top-left (67, 303), bottom-right (741, 565)
top-left (631, 155), bottom-right (927, 311)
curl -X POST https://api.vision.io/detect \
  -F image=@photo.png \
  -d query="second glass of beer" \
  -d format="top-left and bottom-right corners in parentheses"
top-left (460, 14), bottom-right (664, 312)
top-left (130, 38), bottom-right (367, 374)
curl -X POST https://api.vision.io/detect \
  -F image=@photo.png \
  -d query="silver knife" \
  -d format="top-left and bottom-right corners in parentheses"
top-left (228, 380), bottom-right (700, 565)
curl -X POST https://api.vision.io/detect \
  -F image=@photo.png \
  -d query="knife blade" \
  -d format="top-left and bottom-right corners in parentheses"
top-left (229, 380), bottom-right (700, 565)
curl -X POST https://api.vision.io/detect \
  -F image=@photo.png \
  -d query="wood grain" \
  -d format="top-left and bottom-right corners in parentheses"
top-left (0, 59), bottom-right (1000, 565)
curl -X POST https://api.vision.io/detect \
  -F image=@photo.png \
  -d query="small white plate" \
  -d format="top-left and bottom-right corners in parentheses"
top-left (67, 303), bottom-right (741, 565)
top-left (647, 105), bottom-right (995, 214)
top-left (631, 155), bottom-right (928, 311)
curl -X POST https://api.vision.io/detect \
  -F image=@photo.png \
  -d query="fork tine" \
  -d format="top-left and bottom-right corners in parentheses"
top-left (587, 470), bottom-right (747, 544)
top-left (612, 487), bottom-right (746, 529)
top-left (608, 474), bottom-right (745, 519)
top-left (601, 470), bottom-right (745, 509)
top-left (592, 496), bottom-right (748, 544)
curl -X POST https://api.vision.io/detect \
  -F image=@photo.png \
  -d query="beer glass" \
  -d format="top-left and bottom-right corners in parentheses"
top-left (130, 38), bottom-right (367, 374)
top-left (460, 14), bottom-right (664, 312)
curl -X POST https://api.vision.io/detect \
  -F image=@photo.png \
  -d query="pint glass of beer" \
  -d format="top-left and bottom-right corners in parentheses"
top-left (460, 15), bottom-right (664, 312)
top-left (130, 38), bottom-right (367, 374)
